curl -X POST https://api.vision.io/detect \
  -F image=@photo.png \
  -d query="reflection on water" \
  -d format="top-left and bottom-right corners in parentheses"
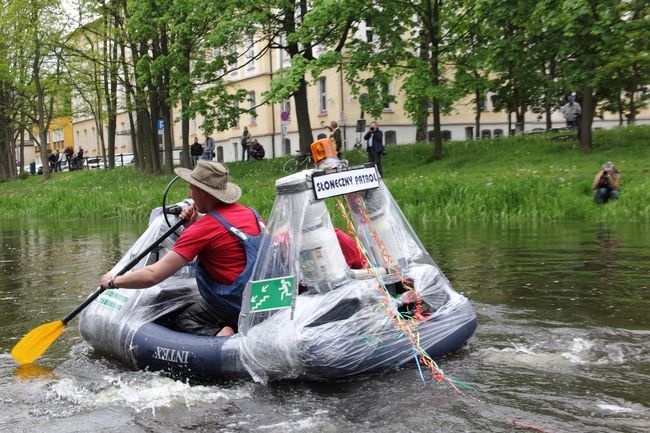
top-left (418, 222), bottom-right (650, 330)
top-left (0, 219), bottom-right (648, 432)
top-left (0, 218), bottom-right (147, 365)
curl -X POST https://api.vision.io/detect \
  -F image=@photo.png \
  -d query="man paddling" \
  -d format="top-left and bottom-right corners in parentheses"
top-left (99, 161), bottom-right (265, 336)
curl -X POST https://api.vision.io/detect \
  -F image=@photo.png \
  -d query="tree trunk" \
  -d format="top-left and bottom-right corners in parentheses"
top-left (627, 63), bottom-right (638, 124)
top-left (19, 112), bottom-right (26, 176)
top-left (579, 85), bottom-right (593, 152)
top-left (0, 111), bottom-right (13, 180)
top-left (118, 0), bottom-right (141, 169)
top-left (33, 32), bottom-right (51, 180)
top-left (429, 0), bottom-right (443, 159)
top-left (474, 87), bottom-right (481, 139)
top-left (415, 30), bottom-right (429, 142)
top-left (293, 78), bottom-right (314, 154)
top-left (162, 106), bottom-right (174, 173)
top-left (179, 43), bottom-right (192, 168)
top-left (106, 32), bottom-right (119, 169)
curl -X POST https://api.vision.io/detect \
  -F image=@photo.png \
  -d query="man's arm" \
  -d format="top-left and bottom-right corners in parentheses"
top-left (592, 172), bottom-right (603, 190)
top-left (100, 250), bottom-right (188, 289)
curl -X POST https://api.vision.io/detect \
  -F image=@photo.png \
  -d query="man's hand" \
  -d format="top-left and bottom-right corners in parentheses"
top-left (180, 205), bottom-right (198, 229)
top-left (100, 273), bottom-right (114, 289)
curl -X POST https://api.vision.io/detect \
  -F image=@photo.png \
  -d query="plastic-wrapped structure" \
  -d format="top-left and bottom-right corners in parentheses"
top-left (79, 167), bottom-right (476, 382)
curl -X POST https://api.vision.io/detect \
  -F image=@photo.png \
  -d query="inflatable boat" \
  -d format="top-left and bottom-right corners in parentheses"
top-left (79, 164), bottom-right (476, 382)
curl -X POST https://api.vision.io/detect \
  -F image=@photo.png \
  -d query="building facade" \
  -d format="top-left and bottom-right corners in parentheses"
top-left (69, 37), bottom-right (650, 162)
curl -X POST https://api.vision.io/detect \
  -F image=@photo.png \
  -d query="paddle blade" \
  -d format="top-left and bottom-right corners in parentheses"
top-left (11, 320), bottom-right (65, 364)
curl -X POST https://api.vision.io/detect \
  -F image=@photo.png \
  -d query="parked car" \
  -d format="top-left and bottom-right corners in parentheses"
top-left (114, 154), bottom-right (135, 167)
top-left (86, 157), bottom-right (105, 170)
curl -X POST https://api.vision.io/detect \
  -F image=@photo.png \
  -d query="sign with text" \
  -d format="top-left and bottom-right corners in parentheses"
top-left (249, 276), bottom-right (295, 313)
top-left (312, 166), bottom-right (380, 200)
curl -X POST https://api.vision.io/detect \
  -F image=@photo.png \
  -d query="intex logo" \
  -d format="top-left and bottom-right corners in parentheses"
top-left (152, 346), bottom-right (191, 364)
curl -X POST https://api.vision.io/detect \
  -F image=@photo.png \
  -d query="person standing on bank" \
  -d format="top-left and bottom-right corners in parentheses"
top-left (203, 133), bottom-right (215, 160)
top-left (560, 94), bottom-right (581, 130)
top-left (190, 136), bottom-right (203, 167)
top-left (592, 162), bottom-right (620, 204)
top-left (99, 161), bottom-right (266, 337)
top-left (241, 126), bottom-right (252, 161)
top-left (364, 120), bottom-right (384, 176)
top-left (328, 120), bottom-right (343, 158)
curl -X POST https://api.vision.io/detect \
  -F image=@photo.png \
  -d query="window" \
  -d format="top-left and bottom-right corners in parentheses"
top-left (217, 146), bottom-right (224, 162)
top-left (385, 130), bottom-right (396, 145)
top-left (245, 34), bottom-right (256, 70)
top-left (382, 82), bottom-right (394, 111)
top-left (426, 130), bottom-right (451, 141)
top-left (233, 100), bottom-right (240, 127)
top-left (480, 94), bottom-right (488, 112)
top-left (277, 35), bottom-right (290, 67)
top-left (248, 91), bottom-right (256, 124)
top-left (228, 46), bottom-right (238, 77)
top-left (318, 77), bottom-right (327, 113)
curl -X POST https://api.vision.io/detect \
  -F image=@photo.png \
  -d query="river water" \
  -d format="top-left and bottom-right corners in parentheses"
top-left (0, 219), bottom-right (648, 433)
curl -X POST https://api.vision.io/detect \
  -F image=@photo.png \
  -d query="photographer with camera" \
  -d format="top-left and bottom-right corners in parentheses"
top-left (364, 120), bottom-right (384, 176)
top-left (592, 162), bottom-right (620, 204)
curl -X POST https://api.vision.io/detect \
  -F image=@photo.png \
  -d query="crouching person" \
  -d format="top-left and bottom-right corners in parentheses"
top-left (592, 162), bottom-right (620, 204)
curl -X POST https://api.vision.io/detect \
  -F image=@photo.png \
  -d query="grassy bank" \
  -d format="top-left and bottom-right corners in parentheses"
top-left (2, 125), bottom-right (649, 223)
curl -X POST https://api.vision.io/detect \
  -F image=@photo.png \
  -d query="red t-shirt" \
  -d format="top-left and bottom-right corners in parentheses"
top-left (335, 228), bottom-right (367, 269)
top-left (173, 203), bottom-right (261, 284)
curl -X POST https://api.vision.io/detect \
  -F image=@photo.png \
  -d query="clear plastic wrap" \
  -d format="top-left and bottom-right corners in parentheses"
top-left (238, 169), bottom-right (476, 382)
top-left (79, 208), bottom-right (200, 366)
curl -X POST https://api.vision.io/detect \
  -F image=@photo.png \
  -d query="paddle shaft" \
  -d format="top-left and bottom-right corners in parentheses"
top-left (62, 219), bottom-right (185, 325)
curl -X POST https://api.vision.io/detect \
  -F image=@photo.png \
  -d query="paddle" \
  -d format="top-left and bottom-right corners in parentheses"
top-left (11, 218), bottom-right (185, 365)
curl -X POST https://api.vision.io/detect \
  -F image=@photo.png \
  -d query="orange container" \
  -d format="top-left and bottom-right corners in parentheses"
top-left (310, 138), bottom-right (337, 163)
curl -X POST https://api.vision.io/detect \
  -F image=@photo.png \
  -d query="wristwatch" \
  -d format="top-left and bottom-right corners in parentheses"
top-left (108, 276), bottom-right (118, 289)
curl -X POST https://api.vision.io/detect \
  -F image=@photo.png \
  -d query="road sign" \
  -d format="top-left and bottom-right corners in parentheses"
top-left (312, 165), bottom-right (380, 200)
top-left (281, 111), bottom-right (290, 123)
top-left (157, 118), bottom-right (164, 130)
top-left (249, 276), bottom-right (295, 313)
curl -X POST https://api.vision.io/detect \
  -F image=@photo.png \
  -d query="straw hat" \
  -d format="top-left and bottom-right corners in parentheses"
top-left (174, 160), bottom-right (241, 204)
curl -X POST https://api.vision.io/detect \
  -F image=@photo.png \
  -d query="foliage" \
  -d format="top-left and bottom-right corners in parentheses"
top-left (2, 0), bottom-right (650, 180)
top-left (1, 126), bottom-right (649, 223)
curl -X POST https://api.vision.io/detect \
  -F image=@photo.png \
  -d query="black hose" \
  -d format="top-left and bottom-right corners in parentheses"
top-left (162, 175), bottom-right (184, 228)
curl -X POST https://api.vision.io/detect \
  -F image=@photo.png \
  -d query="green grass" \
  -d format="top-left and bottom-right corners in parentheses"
top-left (2, 125), bottom-right (649, 223)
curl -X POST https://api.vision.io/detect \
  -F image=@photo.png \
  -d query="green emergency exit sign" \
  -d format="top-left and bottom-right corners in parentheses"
top-left (249, 276), bottom-right (295, 312)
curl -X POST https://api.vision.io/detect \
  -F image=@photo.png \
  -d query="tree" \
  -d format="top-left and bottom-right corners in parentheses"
top-left (343, 0), bottom-right (466, 160)
top-left (192, 0), bottom-right (360, 154)
top-left (453, 3), bottom-right (494, 139)
top-left (14, 0), bottom-right (69, 180)
top-left (543, 0), bottom-right (630, 151)
top-left (596, 0), bottom-right (650, 125)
